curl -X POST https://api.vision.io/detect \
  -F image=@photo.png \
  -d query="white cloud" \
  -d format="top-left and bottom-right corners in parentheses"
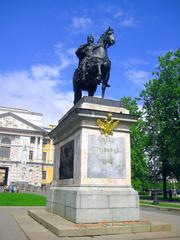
top-left (72, 17), bottom-right (92, 29)
top-left (120, 17), bottom-right (138, 27)
top-left (66, 47), bottom-right (76, 57)
top-left (54, 43), bottom-right (76, 68)
top-left (125, 69), bottom-right (150, 87)
top-left (31, 64), bottom-right (60, 80)
top-left (114, 10), bottom-right (124, 18)
top-left (0, 46), bottom-right (75, 127)
top-left (146, 49), bottom-right (173, 56)
top-left (123, 58), bottom-right (148, 68)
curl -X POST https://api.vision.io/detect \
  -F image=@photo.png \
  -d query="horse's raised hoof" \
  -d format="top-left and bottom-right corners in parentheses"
top-left (98, 80), bottom-right (101, 85)
top-left (96, 78), bottom-right (101, 85)
top-left (106, 84), bottom-right (111, 87)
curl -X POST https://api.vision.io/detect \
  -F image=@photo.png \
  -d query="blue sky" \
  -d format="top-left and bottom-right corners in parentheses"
top-left (0, 0), bottom-right (179, 125)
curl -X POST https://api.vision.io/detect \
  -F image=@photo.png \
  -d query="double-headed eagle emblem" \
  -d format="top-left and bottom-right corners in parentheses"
top-left (96, 113), bottom-right (119, 136)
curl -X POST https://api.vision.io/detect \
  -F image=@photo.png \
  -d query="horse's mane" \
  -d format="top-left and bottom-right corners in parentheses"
top-left (97, 32), bottom-right (106, 45)
top-left (97, 27), bottom-right (114, 45)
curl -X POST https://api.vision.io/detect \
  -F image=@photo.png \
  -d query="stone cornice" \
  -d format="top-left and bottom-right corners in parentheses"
top-left (0, 112), bottom-right (44, 131)
top-left (49, 102), bottom-right (139, 141)
top-left (0, 127), bottom-right (45, 136)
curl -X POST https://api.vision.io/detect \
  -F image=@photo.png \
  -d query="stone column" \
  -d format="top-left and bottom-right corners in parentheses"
top-left (34, 137), bottom-right (38, 160)
top-left (39, 137), bottom-right (43, 161)
top-left (49, 139), bottom-right (53, 163)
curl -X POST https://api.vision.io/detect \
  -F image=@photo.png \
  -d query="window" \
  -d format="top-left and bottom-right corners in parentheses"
top-left (30, 137), bottom-right (35, 144)
top-left (1, 137), bottom-right (11, 144)
top-left (43, 139), bottom-right (48, 145)
top-left (43, 138), bottom-right (50, 145)
top-left (42, 171), bottom-right (46, 180)
top-left (0, 137), bottom-right (11, 159)
top-left (38, 137), bottom-right (40, 144)
top-left (42, 152), bottom-right (47, 161)
top-left (0, 147), bottom-right (11, 159)
top-left (29, 150), bottom-right (33, 160)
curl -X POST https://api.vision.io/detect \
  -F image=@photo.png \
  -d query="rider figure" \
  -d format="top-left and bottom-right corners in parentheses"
top-left (76, 35), bottom-right (94, 81)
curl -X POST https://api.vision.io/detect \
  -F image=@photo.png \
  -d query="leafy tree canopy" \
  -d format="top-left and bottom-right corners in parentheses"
top-left (140, 49), bottom-right (180, 197)
top-left (120, 97), bottom-right (150, 192)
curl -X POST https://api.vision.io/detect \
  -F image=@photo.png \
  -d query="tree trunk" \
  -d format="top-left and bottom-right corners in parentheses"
top-left (162, 156), bottom-right (167, 199)
top-left (162, 171), bottom-right (167, 199)
top-left (161, 139), bottom-right (167, 199)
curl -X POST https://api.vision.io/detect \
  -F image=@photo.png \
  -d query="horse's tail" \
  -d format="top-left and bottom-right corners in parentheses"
top-left (101, 65), bottom-right (111, 98)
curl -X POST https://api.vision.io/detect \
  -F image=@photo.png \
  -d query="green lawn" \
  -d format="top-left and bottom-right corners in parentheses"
top-left (0, 193), bottom-right (46, 206)
top-left (140, 200), bottom-right (180, 209)
top-left (140, 195), bottom-right (180, 202)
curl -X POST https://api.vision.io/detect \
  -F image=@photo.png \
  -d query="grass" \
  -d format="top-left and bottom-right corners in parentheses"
top-left (140, 200), bottom-right (180, 209)
top-left (140, 195), bottom-right (180, 202)
top-left (0, 193), bottom-right (46, 206)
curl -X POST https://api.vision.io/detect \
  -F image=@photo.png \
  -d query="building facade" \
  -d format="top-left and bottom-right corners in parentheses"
top-left (0, 106), bottom-right (54, 188)
top-left (42, 125), bottom-right (55, 186)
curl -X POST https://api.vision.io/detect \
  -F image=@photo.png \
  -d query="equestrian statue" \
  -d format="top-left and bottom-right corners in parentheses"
top-left (73, 27), bottom-right (115, 104)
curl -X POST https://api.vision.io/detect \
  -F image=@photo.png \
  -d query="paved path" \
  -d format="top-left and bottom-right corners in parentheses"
top-left (0, 207), bottom-right (180, 240)
top-left (0, 207), bottom-right (27, 240)
top-left (140, 206), bottom-right (180, 234)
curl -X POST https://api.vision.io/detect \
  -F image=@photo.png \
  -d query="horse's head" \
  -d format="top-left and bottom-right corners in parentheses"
top-left (97, 27), bottom-right (115, 48)
top-left (105, 27), bottom-right (115, 47)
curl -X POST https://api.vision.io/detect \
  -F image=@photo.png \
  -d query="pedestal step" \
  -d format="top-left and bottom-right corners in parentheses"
top-left (27, 208), bottom-right (171, 237)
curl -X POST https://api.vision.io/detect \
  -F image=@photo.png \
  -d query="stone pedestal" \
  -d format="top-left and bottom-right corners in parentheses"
top-left (47, 96), bottom-right (140, 223)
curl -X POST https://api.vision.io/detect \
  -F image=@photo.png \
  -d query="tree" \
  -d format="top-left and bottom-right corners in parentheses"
top-left (140, 49), bottom-right (180, 198)
top-left (120, 97), bottom-right (150, 192)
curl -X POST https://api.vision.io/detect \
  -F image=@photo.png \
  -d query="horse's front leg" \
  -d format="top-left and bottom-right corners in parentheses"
top-left (96, 61), bottom-right (102, 84)
top-left (103, 71), bottom-right (110, 87)
top-left (74, 84), bottom-right (82, 104)
top-left (101, 84), bottom-right (106, 98)
top-left (103, 60), bottom-right (111, 87)
top-left (101, 69), bottom-right (110, 98)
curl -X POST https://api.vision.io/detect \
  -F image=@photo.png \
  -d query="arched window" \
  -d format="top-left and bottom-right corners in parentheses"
top-left (1, 137), bottom-right (11, 145)
top-left (0, 137), bottom-right (11, 159)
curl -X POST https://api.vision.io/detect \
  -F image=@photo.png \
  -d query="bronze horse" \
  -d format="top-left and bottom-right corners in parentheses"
top-left (73, 28), bottom-right (115, 104)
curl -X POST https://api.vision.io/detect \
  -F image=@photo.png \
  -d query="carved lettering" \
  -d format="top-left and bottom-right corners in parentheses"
top-left (88, 135), bottom-right (126, 179)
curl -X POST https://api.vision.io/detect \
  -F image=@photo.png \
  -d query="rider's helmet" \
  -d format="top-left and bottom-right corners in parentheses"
top-left (87, 35), bottom-right (94, 44)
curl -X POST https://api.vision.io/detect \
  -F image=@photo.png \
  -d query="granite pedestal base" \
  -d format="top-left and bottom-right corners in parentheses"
top-left (48, 97), bottom-right (140, 223)
top-left (47, 186), bottom-right (139, 223)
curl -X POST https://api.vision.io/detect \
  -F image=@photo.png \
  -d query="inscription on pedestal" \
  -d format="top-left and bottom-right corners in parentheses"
top-left (59, 140), bottom-right (74, 179)
top-left (88, 135), bottom-right (125, 178)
